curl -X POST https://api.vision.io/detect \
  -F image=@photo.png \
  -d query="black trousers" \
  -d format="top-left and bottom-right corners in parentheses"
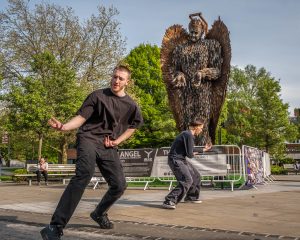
top-left (36, 170), bottom-right (48, 182)
top-left (165, 157), bottom-right (201, 204)
top-left (50, 137), bottom-right (126, 228)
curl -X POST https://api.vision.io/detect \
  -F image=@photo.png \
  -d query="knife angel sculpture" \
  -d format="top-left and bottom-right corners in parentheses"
top-left (161, 13), bottom-right (231, 145)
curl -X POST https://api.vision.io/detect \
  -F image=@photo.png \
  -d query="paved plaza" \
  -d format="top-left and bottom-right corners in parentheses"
top-left (0, 175), bottom-right (299, 240)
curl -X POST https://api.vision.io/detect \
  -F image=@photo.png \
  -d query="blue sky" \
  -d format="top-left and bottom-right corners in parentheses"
top-left (1, 0), bottom-right (299, 115)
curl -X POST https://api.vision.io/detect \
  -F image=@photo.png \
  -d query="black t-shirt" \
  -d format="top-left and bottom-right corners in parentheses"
top-left (76, 88), bottom-right (143, 143)
top-left (169, 130), bottom-right (195, 160)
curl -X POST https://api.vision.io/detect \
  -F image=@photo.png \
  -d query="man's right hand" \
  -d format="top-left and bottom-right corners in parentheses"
top-left (48, 117), bottom-right (64, 131)
top-left (48, 115), bottom-right (86, 131)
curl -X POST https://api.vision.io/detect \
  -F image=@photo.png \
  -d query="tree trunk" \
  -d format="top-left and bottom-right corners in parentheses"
top-left (265, 134), bottom-right (269, 153)
top-left (58, 137), bottom-right (68, 164)
top-left (38, 133), bottom-right (43, 160)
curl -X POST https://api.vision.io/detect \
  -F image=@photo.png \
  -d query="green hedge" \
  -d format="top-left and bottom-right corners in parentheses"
top-left (271, 165), bottom-right (287, 175)
top-left (12, 168), bottom-right (28, 182)
top-left (0, 176), bottom-right (12, 181)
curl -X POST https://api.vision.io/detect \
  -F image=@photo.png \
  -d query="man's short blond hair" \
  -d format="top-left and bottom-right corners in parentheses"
top-left (113, 64), bottom-right (131, 80)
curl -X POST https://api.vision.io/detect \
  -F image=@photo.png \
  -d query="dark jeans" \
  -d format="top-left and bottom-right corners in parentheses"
top-left (50, 137), bottom-right (126, 228)
top-left (165, 157), bottom-right (201, 204)
top-left (36, 170), bottom-right (48, 182)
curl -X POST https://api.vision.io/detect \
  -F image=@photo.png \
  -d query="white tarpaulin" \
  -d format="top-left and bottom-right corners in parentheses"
top-left (150, 148), bottom-right (228, 177)
top-left (187, 153), bottom-right (227, 176)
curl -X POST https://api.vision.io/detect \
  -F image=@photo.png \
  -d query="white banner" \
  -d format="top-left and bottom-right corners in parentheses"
top-left (150, 147), bottom-right (228, 177)
top-left (187, 153), bottom-right (227, 176)
top-left (263, 152), bottom-right (271, 177)
top-left (150, 148), bottom-right (173, 177)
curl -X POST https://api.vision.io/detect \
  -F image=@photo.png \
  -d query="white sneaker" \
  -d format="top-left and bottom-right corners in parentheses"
top-left (162, 200), bottom-right (176, 209)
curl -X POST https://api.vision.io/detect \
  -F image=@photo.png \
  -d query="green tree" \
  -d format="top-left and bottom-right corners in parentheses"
top-left (291, 108), bottom-right (300, 141)
top-left (225, 66), bottom-right (256, 145)
top-left (0, 52), bottom-right (86, 162)
top-left (0, 0), bottom-right (125, 90)
top-left (0, 113), bottom-right (9, 161)
top-left (124, 44), bottom-right (177, 148)
top-left (216, 100), bottom-right (228, 145)
top-left (0, 0), bottom-right (126, 162)
top-left (225, 65), bottom-right (297, 158)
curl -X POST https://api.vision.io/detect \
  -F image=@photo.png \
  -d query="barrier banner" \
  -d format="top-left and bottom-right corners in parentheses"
top-left (69, 146), bottom-right (235, 178)
top-left (263, 152), bottom-right (271, 177)
top-left (187, 153), bottom-right (227, 176)
top-left (150, 148), bottom-right (173, 177)
top-left (119, 149), bottom-right (156, 177)
top-left (150, 147), bottom-right (228, 177)
top-left (243, 146), bottom-right (264, 184)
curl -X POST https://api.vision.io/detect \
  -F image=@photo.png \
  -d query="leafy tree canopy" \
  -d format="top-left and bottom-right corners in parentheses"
top-left (0, 51), bottom-right (87, 160)
top-left (124, 44), bottom-right (177, 148)
top-left (225, 65), bottom-right (297, 158)
top-left (0, 0), bottom-right (125, 89)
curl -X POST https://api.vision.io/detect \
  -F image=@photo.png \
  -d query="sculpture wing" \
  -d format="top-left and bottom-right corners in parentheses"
top-left (206, 18), bottom-right (231, 143)
top-left (161, 25), bottom-right (189, 130)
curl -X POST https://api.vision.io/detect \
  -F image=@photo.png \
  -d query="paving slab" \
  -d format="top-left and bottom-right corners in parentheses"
top-left (0, 177), bottom-right (299, 239)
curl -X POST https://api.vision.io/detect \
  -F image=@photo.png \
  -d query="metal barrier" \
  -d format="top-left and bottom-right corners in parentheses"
top-left (242, 145), bottom-right (273, 188)
top-left (89, 145), bottom-right (254, 191)
top-left (201, 145), bottom-right (243, 191)
top-left (125, 176), bottom-right (156, 190)
top-left (91, 148), bottom-right (157, 190)
top-left (158, 145), bottom-right (243, 191)
top-left (90, 176), bottom-right (156, 191)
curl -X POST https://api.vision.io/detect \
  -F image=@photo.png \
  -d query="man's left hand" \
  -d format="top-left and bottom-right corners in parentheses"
top-left (203, 143), bottom-right (212, 152)
top-left (104, 135), bottom-right (119, 148)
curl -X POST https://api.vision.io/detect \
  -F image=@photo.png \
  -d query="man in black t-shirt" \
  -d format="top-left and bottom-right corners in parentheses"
top-left (41, 65), bottom-right (143, 240)
top-left (162, 118), bottom-right (211, 210)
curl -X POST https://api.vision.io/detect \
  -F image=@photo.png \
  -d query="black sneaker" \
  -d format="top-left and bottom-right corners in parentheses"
top-left (162, 200), bottom-right (176, 209)
top-left (40, 225), bottom-right (63, 240)
top-left (90, 211), bottom-right (114, 229)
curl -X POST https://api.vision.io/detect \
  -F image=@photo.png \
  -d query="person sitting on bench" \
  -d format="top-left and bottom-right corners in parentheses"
top-left (36, 157), bottom-right (48, 185)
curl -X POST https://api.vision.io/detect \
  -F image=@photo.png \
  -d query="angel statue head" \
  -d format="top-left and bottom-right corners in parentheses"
top-left (188, 13), bottom-right (208, 42)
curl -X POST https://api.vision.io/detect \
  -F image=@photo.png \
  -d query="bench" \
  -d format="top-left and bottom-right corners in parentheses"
top-left (283, 164), bottom-right (299, 175)
top-left (13, 164), bottom-right (76, 185)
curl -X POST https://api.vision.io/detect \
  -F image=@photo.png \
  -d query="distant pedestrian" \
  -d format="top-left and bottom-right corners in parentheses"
top-left (294, 161), bottom-right (300, 173)
top-left (36, 157), bottom-right (48, 185)
top-left (162, 118), bottom-right (211, 209)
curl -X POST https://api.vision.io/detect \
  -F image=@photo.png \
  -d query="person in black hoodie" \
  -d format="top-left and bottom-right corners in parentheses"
top-left (163, 118), bottom-right (211, 209)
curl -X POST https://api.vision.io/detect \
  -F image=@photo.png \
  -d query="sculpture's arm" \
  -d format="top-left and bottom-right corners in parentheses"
top-left (196, 40), bottom-right (222, 81)
top-left (171, 47), bottom-right (186, 87)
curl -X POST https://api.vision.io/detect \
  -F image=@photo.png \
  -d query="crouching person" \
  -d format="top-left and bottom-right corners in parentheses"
top-left (163, 118), bottom-right (211, 209)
